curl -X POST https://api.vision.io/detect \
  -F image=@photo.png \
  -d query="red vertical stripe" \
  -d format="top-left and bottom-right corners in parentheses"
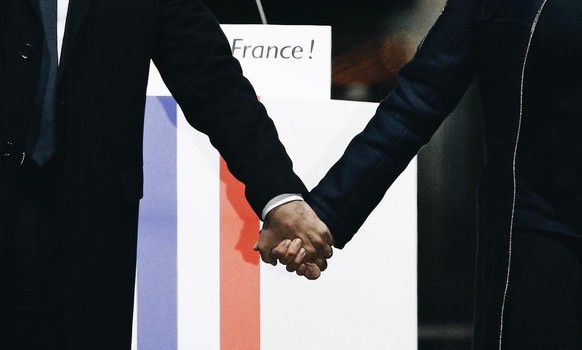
top-left (220, 158), bottom-right (260, 350)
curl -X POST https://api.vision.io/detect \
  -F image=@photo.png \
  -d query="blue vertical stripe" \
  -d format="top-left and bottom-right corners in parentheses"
top-left (138, 96), bottom-right (178, 350)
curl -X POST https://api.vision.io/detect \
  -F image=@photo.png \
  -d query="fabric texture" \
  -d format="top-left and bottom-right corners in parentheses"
top-left (29, 0), bottom-right (58, 165)
top-left (502, 228), bottom-right (582, 349)
top-left (0, 159), bottom-right (65, 350)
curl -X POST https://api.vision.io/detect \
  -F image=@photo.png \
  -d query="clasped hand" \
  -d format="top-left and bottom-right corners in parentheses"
top-left (253, 201), bottom-right (334, 280)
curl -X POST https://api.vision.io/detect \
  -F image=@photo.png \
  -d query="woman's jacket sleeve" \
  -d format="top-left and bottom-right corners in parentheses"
top-left (309, 0), bottom-right (482, 248)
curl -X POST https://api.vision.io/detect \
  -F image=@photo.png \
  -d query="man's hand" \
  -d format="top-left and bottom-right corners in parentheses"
top-left (253, 200), bottom-right (334, 279)
top-left (269, 238), bottom-right (334, 280)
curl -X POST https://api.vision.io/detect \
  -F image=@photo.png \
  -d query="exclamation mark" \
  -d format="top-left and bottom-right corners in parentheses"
top-left (309, 40), bottom-right (315, 59)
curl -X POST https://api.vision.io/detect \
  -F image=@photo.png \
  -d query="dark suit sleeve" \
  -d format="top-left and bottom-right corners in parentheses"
top-left (151, 0), bottom-right (307, 217)
top-left (309, 0), bottom-right (481, 248)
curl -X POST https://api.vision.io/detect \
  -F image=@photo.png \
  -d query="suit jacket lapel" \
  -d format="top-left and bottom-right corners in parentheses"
top-left (58, 0), bottom-right (93, 80)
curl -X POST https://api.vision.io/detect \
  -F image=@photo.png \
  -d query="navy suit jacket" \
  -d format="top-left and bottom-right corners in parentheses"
top-left (0, 0), bottom-right (306, 347)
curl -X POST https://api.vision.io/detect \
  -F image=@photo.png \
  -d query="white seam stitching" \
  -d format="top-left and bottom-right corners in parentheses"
top-left (497, 1), bottom-right (549, 349)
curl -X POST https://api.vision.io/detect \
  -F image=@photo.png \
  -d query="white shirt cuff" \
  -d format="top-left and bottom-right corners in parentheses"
top-left (261, 194), bottom-right (304, 221)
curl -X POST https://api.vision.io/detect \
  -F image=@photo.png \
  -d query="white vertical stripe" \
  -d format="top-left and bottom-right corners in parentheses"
top-left (177, 108), bottom-right (221, 350)
top-left (131, 279), bottom-right (138, 350)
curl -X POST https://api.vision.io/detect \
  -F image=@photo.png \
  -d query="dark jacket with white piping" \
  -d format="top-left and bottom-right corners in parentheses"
top-left (309, 0), bottom-right (563, 347)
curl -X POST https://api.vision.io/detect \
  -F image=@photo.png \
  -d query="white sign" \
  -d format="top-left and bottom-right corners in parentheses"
top-left (173, 97), bottom-right (417, 350)
top-left (260, 97), bottom-right (418, 350)
top-left (147, 25), bottom-right (331, 100)
top-left (140, 24), bottom-right (418, 350)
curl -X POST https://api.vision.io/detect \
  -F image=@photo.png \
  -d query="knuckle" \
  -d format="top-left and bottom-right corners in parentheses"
top-left (311, 235), bottom-right (325, 248)
top-left (303, 245), bottom-right (317, 257)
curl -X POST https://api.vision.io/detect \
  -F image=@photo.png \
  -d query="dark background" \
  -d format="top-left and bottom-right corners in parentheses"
top-left (202, 1), bottom-right (484, 348)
